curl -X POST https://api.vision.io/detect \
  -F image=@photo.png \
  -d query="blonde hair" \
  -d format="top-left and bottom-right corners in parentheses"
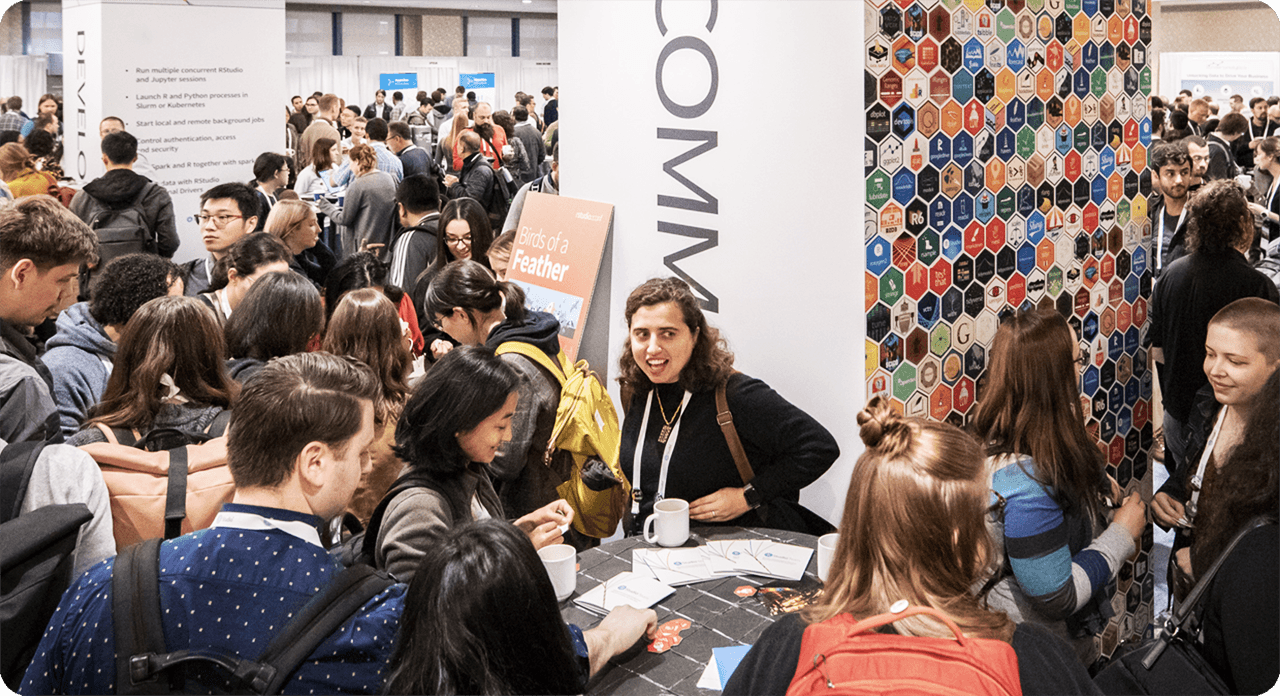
top-left (807, 397), bottom-right (1014, 642)
top-left (263, 199), bottom-right (315, 250)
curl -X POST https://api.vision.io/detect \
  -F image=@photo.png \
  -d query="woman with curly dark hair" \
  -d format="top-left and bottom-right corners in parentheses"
top-left (617, 277), bottom-right (839, 534)
top-left (1150, 180), bottom-right (1279, 485)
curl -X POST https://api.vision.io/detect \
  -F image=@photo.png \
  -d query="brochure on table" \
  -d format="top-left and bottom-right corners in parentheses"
top-left (573, 571), bottom-right (674, 615)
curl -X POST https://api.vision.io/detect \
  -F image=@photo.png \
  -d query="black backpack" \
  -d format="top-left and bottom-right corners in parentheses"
top-left (112, 537), bottom-right (394, 695)
top-left (81, 183), bottom-right (159, 291)
top-left (478, 135), bottom-right (515, 224)
top-left (0, 439), bottom-right (94, 690)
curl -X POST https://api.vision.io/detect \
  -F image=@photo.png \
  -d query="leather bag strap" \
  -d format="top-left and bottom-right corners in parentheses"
top-left (715, 381), bottom-right (754, 485)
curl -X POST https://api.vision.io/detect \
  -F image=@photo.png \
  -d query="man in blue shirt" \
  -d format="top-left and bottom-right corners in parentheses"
top-left (364, 118), bottom-right (405, 184)
top-left (21, 353), bottom-right (404, 695)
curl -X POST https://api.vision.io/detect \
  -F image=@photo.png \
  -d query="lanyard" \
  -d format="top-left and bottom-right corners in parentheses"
top-left (1158, 207), bottom-right (1186, 270)
top-left (630, 389), bottom-right (693, 515)
top-left (211, 510), bottom-right (324, 548)
top-left (1186, 407), bottom-right (1228, 525)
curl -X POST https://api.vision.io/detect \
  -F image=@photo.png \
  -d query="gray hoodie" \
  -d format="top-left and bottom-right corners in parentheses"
top-left (43, 303), bottom-right (115, 437)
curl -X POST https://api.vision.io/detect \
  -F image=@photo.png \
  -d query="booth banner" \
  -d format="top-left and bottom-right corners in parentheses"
top-left (460, 72), bottom-right (497, 106)
top-left (379, 73), bottom-right (418, 90)
top-left (507, 192), bottom-right (613, 361)
top-left (559, 1), bottom-right (865, 524)
top-left (1160, 51), bottom-right (1280, 101)
top-left (63, 0), bottom-right (285, 264)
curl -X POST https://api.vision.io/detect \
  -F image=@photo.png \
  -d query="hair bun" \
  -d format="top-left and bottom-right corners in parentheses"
top-left (857, 396), bottom-right (912, 454)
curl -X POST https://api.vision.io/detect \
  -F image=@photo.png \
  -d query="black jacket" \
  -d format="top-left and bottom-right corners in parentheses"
top-left (484, 311), bottom-right (571, 518)
top-left (69, 169), bottom-right (179, 258)
top-left (446, 152), bottom-right (495, 205)
top-left (364, 102), bottom-right (393, 121)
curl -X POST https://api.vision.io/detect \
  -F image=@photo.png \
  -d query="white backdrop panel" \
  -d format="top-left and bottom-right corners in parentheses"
top-left (284, 57), bottom-right (556, 114)
top-left (0, 55), bottom-right (50, 114)
top-left (560, 0), bottom-right (865, 524)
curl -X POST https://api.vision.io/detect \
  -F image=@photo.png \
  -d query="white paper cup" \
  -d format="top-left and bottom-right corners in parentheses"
top-left (644, 498), bottom-right (690, 547)
top-left (537, 543), bottom-right (577, 602)
top-left (817, 532), bottom-right (839, 582)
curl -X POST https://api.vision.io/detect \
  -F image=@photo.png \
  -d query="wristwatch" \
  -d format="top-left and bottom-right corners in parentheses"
top-left (742, 483), bottom-right (764, 510)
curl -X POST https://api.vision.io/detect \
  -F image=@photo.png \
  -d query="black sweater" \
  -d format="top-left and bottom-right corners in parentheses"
top-left (724, 612), bottom-right (1102, 695)
top-left (622, 372), bottom-right (838, 534)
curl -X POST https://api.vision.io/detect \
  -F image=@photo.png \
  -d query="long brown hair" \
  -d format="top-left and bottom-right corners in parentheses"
top-left (971, 306), bottom-right (1104, 519)
top-left (86, 296), bottom-right (237, 431)
top-left (322, 287), bottom-right (412, 423)
top-left (1191, 368), bottom-right (1279, 578)
top-left (809, 397), bottom-right (1014, 642)
top-left (311, 137), bottom-right (337, 173)
top-left (616, 277), bottom-right (734, 393)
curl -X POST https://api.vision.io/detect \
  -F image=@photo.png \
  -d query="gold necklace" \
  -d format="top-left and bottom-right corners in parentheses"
top-left (656, 391), bottom-right (683, 444)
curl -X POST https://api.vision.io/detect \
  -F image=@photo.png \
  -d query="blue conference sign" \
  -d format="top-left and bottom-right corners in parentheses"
top-left (379, 73), bottom-right (418, 90)
top-left (460, 72), bottom-right (496, 89)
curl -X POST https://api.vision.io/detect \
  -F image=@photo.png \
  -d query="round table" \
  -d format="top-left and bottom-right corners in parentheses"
top-left (559, 526), bottom-right (821, 696)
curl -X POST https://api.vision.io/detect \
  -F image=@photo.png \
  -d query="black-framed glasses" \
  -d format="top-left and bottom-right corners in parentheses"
top-left (445, 234), bottom-right (473, 247)
top-left (195, 213), bottom-right (244, 228)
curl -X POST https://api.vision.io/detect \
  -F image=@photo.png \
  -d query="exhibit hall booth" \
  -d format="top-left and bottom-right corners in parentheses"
top-left (561, 0), bottom-right (1157, 662)
top-left (38, 0), bottom-right (1271, 663)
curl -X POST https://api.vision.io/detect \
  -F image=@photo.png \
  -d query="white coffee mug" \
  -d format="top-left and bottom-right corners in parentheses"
top-left (644, 498), bottom-right (690, 547)
top-left (816, 532), bottom-right (839, 583)
top-left (537, 543), bottom-right (576, 602)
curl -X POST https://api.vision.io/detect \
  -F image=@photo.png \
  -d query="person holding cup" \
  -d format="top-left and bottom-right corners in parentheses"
top-left (368, 345), bottom-right (572, 582)
top-left (386, 520), bottom-right (657, 695)
top-left (723, 398), bottom-right (1099, 695)
top-left (618, 277), bottom-right (839, 535)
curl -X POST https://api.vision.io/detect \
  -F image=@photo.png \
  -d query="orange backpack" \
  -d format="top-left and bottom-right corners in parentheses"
top-left (78, 412), bottom-right (235, 549)
top-left (785, 606), bottom-right (1023, 696)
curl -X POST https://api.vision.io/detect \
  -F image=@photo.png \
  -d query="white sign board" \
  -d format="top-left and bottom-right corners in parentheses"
top-left (64, 0), bottom-right (285, 263)
top-left (1160, 51), bottom-right (1280, 102)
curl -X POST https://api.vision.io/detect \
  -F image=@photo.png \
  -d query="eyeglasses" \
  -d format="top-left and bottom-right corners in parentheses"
top-left (1075, 354), bottom-right (1089, 368)
top-left (195, 213), bottom-right (244, 228)
top-left (445, 234), bottom-right (473, 247)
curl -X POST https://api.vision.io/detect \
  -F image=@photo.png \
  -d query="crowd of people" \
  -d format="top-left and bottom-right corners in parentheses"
top-left (0, 86), bottom-right (1276, 696)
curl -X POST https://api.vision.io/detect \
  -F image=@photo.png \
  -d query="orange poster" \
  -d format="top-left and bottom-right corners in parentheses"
top-left (507, 192), bottom-right (614, 360)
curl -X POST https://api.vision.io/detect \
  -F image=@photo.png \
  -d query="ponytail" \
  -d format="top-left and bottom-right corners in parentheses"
top-left (424, 259), bottom-right (526, 326)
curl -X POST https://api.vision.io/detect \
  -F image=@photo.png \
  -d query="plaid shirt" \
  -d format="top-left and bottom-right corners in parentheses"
top-left (0, 111), bottom-right (28, 132)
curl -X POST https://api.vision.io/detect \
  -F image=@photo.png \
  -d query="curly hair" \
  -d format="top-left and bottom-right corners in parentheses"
top-left (1190, 369), bottom-right (1279, 578)
top-left (348, 143), bottom-right (377, 173)
top-left (616, 277), bottom-right (735, 394)
top-left (1187, 179), bottom-right (1251, 256)
top-left (88, 253), bottom-right (182, 326)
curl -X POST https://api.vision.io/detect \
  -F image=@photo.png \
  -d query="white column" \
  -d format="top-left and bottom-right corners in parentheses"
top-left (559, 0), bottom-right (865, 523)
top-left (64, 0), bottom-right (285, 263)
